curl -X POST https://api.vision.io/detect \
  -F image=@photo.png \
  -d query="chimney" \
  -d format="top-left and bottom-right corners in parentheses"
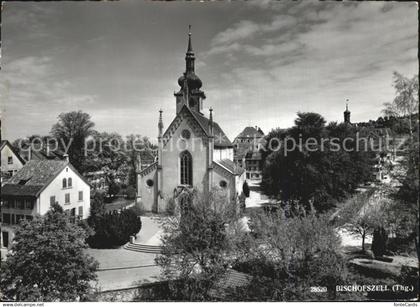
top-left (63, 153), bottom-right (69, 162)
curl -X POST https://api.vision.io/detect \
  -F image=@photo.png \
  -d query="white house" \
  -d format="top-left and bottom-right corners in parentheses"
top-left (1, 140), bottom-right (25, 184)
top-left (1, 158), bottom-right (91, 250)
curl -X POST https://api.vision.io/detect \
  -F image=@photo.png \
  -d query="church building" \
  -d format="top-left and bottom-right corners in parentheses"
top-left (137, 27), bottom-right (245, 212)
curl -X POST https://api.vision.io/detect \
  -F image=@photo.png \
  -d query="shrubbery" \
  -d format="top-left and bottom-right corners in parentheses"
top-left (87, 198), bottom-right (142, 248)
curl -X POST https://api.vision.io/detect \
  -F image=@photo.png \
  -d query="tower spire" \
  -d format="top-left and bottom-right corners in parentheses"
top-left (187, 24), bottom-right (193, 53)
top-left (344, 99), bottom-right (351, 124)
top-left (185, 25), bottom-right (195, 73)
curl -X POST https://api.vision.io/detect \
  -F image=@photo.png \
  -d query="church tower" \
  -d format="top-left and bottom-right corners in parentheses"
top-left (344, 103), bottom-right (351, 124)
top-left (175, 25), bottom-right (206, 114)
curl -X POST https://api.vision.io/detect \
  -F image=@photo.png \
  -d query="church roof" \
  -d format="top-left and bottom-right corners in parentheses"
top-left (214, 159), bottom-right (245, 175)
top-left (190, 110), bottom-right (233, 148)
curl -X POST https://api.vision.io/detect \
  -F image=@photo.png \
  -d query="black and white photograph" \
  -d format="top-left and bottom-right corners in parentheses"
top-left (0, 0), bottom-right (418, 304)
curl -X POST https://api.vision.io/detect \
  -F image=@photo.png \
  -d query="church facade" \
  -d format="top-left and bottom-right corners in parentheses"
top-left (137, 28), bottom-right (245, 212)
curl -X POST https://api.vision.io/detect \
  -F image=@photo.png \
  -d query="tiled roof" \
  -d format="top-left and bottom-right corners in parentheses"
top-left (1, 184), bottom-right (44, 197)
top-left (214, 159), bottom-right (245, 175)
top-left (236, 126), bottom-right (264, 139)
top-left (191, 110), bottom-right (233, 148)
top-left (3, 160), bottom-right (69, 197)
top-left (19, 145), bottom-right (66, 161)
top-left (7, 160), bottom-right (68, 186)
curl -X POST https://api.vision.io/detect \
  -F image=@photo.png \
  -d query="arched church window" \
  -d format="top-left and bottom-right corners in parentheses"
top-left (62, 178), bottom-right (67, 188)
top-left (180, 150), bottom-right (193, 186)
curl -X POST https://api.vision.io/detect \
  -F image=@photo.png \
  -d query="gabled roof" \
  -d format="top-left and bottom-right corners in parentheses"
top-left (214, 159), bottom-right (245, 175)
top-left (2, 160), bottom-right (90, 197)
top-left (19, 144), bottom-right (66, 161)
top-left (235, 126), bottom-right (264, 139)
top-left (163, 105), bottom-right (233, 148)
top-left (0, 140), bottom-right (26, 164)
top-left (190, 110), bottom-right (233, 147)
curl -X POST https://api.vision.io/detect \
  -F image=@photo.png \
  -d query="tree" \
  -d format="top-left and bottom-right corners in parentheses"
top-left (1, 203), bottom-right (98, 301)
top-left (155, 189), bottom-right (245, 301)
top-left (87, 197), bottom-right (142, 248)
top-left (338, 191), bottom-right (385, 252)
top-left (371, 227), bottom-right (388, 259)
top-left (242, 181), bottom-right (250, 198)
top-left (235, 205), bottom-right (347, 301)
top-left (382, 72), bottom-right (419, 139)
top-left (51, 111), bottom-right (95, 172)
top-left (261, 113), bottom-right (374, 212)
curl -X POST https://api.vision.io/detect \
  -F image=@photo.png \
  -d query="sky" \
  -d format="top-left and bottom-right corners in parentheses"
top-left (1, 0), bottom-right (418, 142)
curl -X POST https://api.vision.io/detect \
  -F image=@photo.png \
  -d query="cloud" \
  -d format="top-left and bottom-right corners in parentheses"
top-left (0, 55), bottom-right (98, 139)
top-left (203, 1), bottom-right (418, 138)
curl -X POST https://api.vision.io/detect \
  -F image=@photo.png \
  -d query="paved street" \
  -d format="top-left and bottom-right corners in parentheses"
top-left (86, 216), bottom-right (164, 291)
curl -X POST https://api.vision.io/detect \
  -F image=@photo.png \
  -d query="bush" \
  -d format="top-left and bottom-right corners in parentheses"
top-left (87, 209), bottom-right (142, 248)
top-left (166, 198), bottom-right (176, 216)
top-left (371, 227), bottom-right (388, 259)
top-left (242, 181), bottom-right (250, 198)
top-left (128, 202), bottom-right (144, 217)
top-left (126, 185), bottom-right (137, 200)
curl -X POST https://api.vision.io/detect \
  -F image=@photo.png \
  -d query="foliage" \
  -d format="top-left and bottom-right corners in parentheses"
top-left (261, 113), bottom-right (375, 212)
top-left (125, 185), bottom-right (137, 200)
top-left (337, 191), bottom-right (385, 252)
top-left (128, 203), bottom-right (144, 217)
top-left (0, 203), bottom-right (98, 301)
top-left (107, 180), bottom-right (121, 197)
top-left (51, 111), bottom-right (95, 172)
top-left (242, 181), bottom-right (250, 198)
top-left (155, 189), bottom-right (246, 301)
top-left (87, 199), bottom-right (142, 248)
top-left (371, 227), bottom-right (388, 258)
top-left (234, 205), bottom-right (347, 300)
top-left (382, 72), bottom-right (418, 137)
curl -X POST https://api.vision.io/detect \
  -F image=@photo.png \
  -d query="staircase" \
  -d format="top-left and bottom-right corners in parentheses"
top-left (124, 243), bottom-right (163, 254)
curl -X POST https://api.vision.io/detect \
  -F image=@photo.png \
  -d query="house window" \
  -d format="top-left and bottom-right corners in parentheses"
top-left (25, 200), bottom-right (34, 210)
top-left (2, 232), bottom-right (9, 248)
top-left (2, 213), bottom-right (11, 224)
top-left (78, 206), bottom-right (83, 217)
top-left (17, 200), bottom-right (25, 210)
top-left (180, 150), bottom-right (192, 186)
top-left (50, 196), bottom-right (56, 206)
top-left (65, 193), bottom-right (70, 204)
top-left (7, 156), bottom-right (13, 164)
top-left (16, 215), bottom-right (25, 224)
top-left (62, 178), bottom-right (67, 188)
top-left (78, 191), bottom-right (83, 201)
top-left (68, 178), bottom-right (72, 188)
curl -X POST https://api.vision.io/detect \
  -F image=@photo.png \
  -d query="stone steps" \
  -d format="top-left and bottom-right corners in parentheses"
top-left (124, 243), bottom-right (162, 254)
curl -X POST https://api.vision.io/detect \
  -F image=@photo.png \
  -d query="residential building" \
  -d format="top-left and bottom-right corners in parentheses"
top-left (1, 140), bottom-right (26, 184)
top-left (1, 158), bottom-right (91, 249)
top-left (137, 27), bottom-right (245, 212)
top-left (233, 126), bottom-right (265, 182)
